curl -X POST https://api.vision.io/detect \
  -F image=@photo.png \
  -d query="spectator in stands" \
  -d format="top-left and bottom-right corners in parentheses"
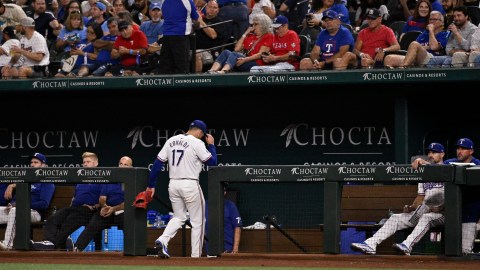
top-left (112, 0), bottom-right (128, 18)
top-left (0, 1), bottom-right (28, 32)
top-left (428, 0), bottom-right (446, 16)
top-left (2, 17), bottom-right (50, 79)
top-left (0, 153), bottom-right (55, 251)
top-left (117, 10), bottom-right (141, 30)
top-left (73, 156), bottom-right (132, 252)
top-left (206, 13), bottom-right (273, 73)
top-left (194, 0), bottom-right (229, 73)
top-left (31, 152), bottom-right (103, 251)
top-left (249, 0), bottom-right (276, 25)
top-left (383, 11), bottom-right (450, 68)
top-left (205, 186), bottom-right (242, 254)
top-left (55, 21), bottom-right (103, 77)
top-left (87, 1), bottom-right (110, 36)
top-left (217, 0), bottom-right (249, 41)
top-left (354, 0), bottom-right (388, 28)
top-left (130, 0), bottom-right (152, 24)
top-left (105, 19), bottom-right (148, 76)
top-left (441, 0), bottom-right (459, 27)
top-left (59, 0), bottom-right (88, 25)
top-left (399, 0), bottom-right (432, 42)
top-left (442, 138), bottom-right (480, 254)
top-left (386, 0), bottom-right (417, 24)
top-left (299, 10), bottom-right (354, 71)
top-left (0, 26), bottom-right (21, 69)
top-left (55, 11), bottom-right (87, 53)
top-left (81, 0), bottom-right (98, 18)
top-left (55, 0), bottom-right (72, 25)
top-left (344, 8), bottom-right (400, 68)
top-left (156, 0), bottom-right (204, 74)
top-left (32, 0), bottom-right (62, 46)
top-left (351, 142), bottom-right (446, 256)
top-left (140, 2), bottom-right (163, 45)
top-left (279, 0), bottom-right (309, 32)
top-left (451, 22), bottom-right (480, 67)
top-left (91, 17), bottom-right (120, 76)
top-left (251, 15), bottom-right (300, 72)
top-left (301, 0), bottom-right (350, 30)
top-left (428, 5), bottom-right (477, 67)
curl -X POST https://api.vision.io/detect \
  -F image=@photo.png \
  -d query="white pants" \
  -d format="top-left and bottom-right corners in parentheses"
top-left (157, 180), bottom-right (205, 257)
top-left (365, 211), bottom-right (444, 251)
top-left (0, 207), bottom-right (41, 248)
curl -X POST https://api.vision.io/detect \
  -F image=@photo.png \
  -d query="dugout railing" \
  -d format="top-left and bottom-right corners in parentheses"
top-left (0, 167), bottom-right (149, 256)
top-left (208, 164), bottom-right (478, 257)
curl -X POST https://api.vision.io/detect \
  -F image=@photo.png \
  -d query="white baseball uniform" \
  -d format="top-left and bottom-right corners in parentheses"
top-left (365, 182), bottom-right (445, 251)
top-left (156, 133), bottom-right (213, 257)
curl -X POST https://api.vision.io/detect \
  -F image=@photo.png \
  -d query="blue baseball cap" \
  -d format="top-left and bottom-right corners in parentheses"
top-left (322, 10), bottom-right (340, 20)
top-left (426, 143), bottom-right (444, 153)
top-left (457, 138), bottom-right (474, 149)
top-left (272, 15), bottom-right (288, 28)
top-left (190, 120), bottom-right (207, 134)
top-left (29, 153), bottom-right (47, 163)
top-left (95, 1), bottom-right (106, 12)
top-left (149, 2), bottom-right (162, 10)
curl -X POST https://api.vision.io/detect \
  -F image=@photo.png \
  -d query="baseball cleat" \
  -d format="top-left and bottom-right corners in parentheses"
top-left (393, 243), bottom-right (411, 255)
top-left (351, 242), bottom-right (376, 255)
top-left (65, 237), bottom-right (75, 251)
top-left (0, 241), bottom-right (10, 251)
top-left (155, 240), bottom-right (170, 259)
top-left (31, 240), bottom-right (55, 250)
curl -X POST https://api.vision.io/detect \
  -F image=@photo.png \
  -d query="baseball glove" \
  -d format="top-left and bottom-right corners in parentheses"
top-left (132, 190), bottom-right (153, 209)
top-left (424, 192), bottom-right (444, 213)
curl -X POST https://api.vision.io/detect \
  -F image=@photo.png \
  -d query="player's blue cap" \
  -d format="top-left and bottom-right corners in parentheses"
top-left (457, 138), bottom-right (474, 149)
top-left (190, 120), bottom-right (207, 134)
top-left (426, 143), bottom-right (444, 153)
top-left (29, 153), bottom-right (47, 163)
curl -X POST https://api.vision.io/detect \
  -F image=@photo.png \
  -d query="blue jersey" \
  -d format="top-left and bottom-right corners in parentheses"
top-left (100, 183), bottom-right (124, 206)
top-left (415, 30), bottom-right (451, 56)
top-left (315, 25), bottom-right (354, 61)
top-left (30, 183), bottom-right (55, 212)
top-left (223, 198), bottom-right (242, 252)
top-left (72, 184), bottom-right (103, 206)
top-left (444, 157), bottom-right (480, 165)
top-left (0, 184), bottom-right (9, 206)
top-left (162, 0), bottom-right (199, 36)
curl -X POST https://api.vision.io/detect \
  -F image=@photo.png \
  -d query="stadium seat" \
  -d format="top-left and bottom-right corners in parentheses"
top-left (388, 21), bottom-right (406, 41)
top-left (299, 34), bottom-right (311, 58)
top-left (384, 30), bottom-right (422, 57)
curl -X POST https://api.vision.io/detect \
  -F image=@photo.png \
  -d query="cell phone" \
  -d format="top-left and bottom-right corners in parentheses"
top-left (262, 52), bottom-right (270, 56)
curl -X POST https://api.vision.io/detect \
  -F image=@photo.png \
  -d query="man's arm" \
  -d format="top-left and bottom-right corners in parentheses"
top-left (232, 227), bottom-right (241, 253)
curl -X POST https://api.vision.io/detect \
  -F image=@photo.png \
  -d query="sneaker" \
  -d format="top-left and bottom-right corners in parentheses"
top-left (31, 240), bottom-right (55, 251)
top-left (393, 243), bottom-right (411, 255)
top-left (155, 239), bottom-right (170, 259)
top-left (65, 237), bottom-right (75, 251)
top-left (351, 242), bottom-right (376, 255)
top-left (0, 241), bottom-right (10, 251)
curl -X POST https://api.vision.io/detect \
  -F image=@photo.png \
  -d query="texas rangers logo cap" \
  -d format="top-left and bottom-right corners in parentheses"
top-left (426, 143), bottom-right (444, 153)
top-left (29, 153), bottom-right (47, 163)
top-left (456, 138), bottom-right (474, 149)
top-left (190, 120), bottom-right (207, 134)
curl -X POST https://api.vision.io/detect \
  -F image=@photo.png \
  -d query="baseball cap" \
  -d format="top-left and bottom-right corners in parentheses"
top-left (2, 26), bottom-right (16, 38)
top-left (272, 15), bottom-right (288, 28)
top-left (95, 1), bottom-right (107, 12)
top-left (118, 20), bottom-right (131, 31)
top-left (29, 153), bottom-right (47, 163)
top-left (322, 10), bottom-right (340, 21)
top-left (365, 8), bottom-right (381, 19)
top-left (150, 2), bottom-right (162, 10)
top-left (20, 17), bottom-right (35, 27)
top-left (190, 120), bottom-right (207, 134)
top-left (456, 138), bottom-right (474, 149)
top-left (426, 143), bottom-right (444, 153)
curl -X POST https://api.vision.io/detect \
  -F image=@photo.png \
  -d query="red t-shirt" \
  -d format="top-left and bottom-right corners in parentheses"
top-left (358, 25), bottom-right (397, 58)
top-left (114, 29), bottom-right (148, 66)
top-left (272, 30), bottom-right (301, 70)
top-left (243, 32), bottom-right (274, 65)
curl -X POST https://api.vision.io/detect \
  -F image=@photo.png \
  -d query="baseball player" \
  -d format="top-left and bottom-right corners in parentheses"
top-left (351, 142), bottom-right (446, 255)
top-left (441, 138), bottom-right (480, 254)
top-left (147, 120), bottom-right (217, 258)
top-left (0, 153), bottom-right (55, 251)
